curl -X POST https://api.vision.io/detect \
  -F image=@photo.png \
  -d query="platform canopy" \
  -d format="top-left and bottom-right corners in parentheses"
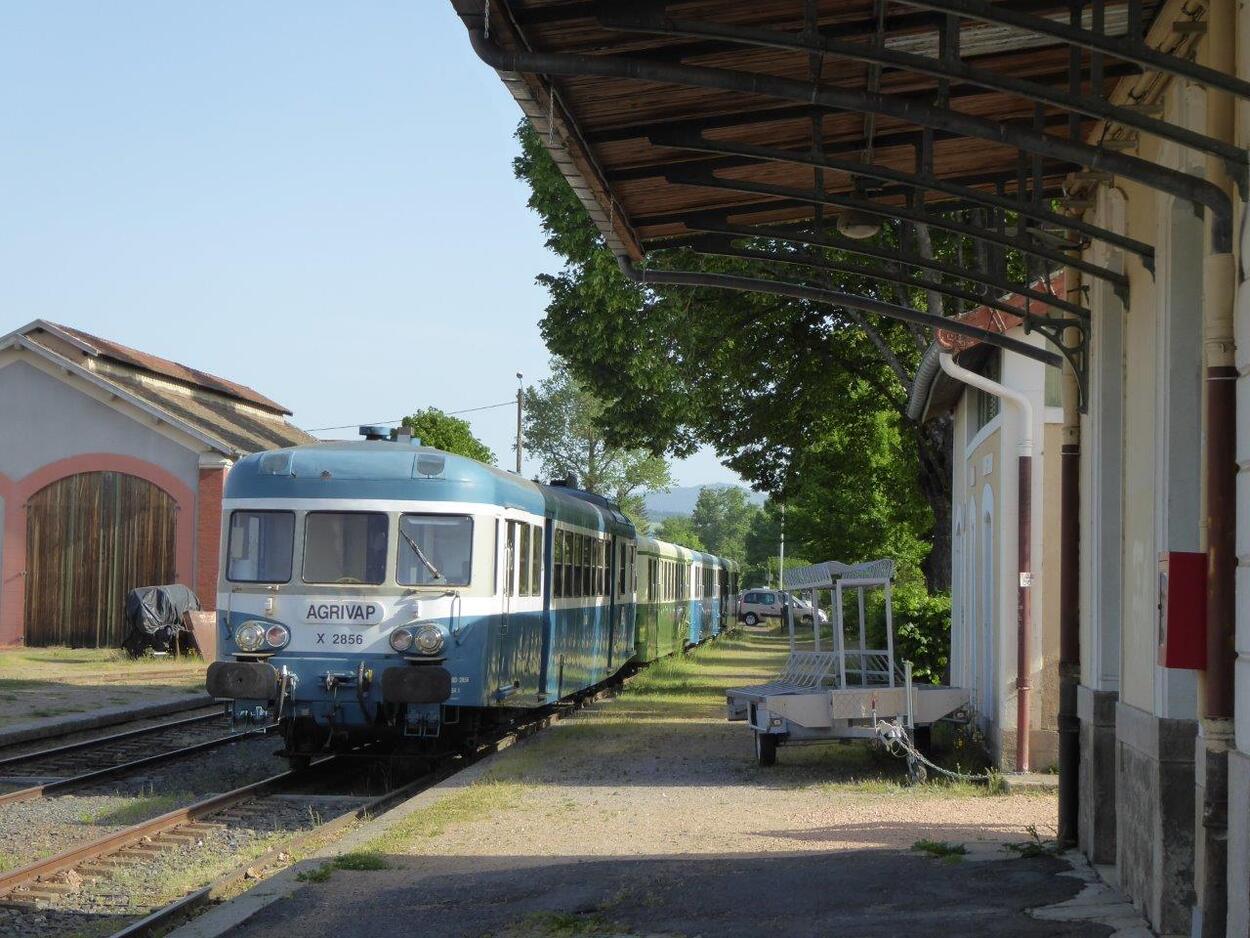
top-left (451, 1), bottom-right (1248, 401)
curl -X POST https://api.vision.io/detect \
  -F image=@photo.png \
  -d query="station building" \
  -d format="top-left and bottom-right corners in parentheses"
top-left (909, 290), bottom-right (1066, 773)
top-left (0, 320), bottom-right (313, 648)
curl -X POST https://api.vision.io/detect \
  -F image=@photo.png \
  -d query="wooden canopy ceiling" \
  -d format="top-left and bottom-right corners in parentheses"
top-left (449, 0), bottom-right (1245, 391)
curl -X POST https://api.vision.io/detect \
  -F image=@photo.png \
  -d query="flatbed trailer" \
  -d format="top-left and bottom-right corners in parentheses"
top-left (727, 559), bottom-right (970, 774)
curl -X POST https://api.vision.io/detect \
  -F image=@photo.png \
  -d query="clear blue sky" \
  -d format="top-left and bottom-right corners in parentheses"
top-left (0, 2), bottom-right (738, 487)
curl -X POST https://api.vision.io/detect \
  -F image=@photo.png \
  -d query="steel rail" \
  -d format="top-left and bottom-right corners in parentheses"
top-left (0, 711), bottom-right (224, 772)
top-left (0, 727), bottom-right (263, 808)
top-left (642, 132), bottom-right (1155, 265)
top-left (677, 220), bottom-right (1092, 319)
top-left (0, 760), bottom-right (328, 898)
top-left (597, 11), bottom-right (1248, 179)
top-left (665, 169), bottom-right (1129, 291)
top-left (464, 24), bottom-right (1234, 252)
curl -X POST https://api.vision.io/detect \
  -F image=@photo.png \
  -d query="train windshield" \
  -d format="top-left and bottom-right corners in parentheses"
top-left (397, 514), bottom-right (473, 586)
top-left (302, 512), bottom-right (388, 585)
top-left (226, 510), bottom-right (294, 583)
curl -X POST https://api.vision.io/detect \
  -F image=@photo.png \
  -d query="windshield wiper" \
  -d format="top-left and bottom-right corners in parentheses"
top-left (400, 528), bottom-right (444, 581)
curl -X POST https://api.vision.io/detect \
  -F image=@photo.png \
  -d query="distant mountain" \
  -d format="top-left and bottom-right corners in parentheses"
top-left (643, 484), bottom-right (765, 519)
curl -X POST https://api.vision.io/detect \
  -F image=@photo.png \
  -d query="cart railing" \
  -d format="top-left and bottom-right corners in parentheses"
top-left (842, 650), bottom-right (899, 687)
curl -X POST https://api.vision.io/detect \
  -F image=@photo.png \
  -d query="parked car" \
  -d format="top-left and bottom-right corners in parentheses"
top-left (737, 589), bottom-right (827, 626)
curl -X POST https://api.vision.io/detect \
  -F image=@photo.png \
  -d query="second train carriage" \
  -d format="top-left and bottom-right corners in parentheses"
top-left (206, 436), bottom-right (736, 764)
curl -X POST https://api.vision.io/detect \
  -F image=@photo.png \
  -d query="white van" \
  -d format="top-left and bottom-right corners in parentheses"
top-left (737, 590), bottom-right (826, 626)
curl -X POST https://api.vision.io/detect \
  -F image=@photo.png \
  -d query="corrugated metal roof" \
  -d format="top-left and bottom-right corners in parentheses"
top-left (42, 322), bottom-right (292, 414)
top-left (12, 320), bottom-right (314, 457)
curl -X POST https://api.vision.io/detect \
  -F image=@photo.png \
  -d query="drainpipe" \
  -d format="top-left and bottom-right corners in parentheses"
top-left (1057, 269), bottom-right (1081, 849)
top-left (939, 352), bottom-right (1034, 773)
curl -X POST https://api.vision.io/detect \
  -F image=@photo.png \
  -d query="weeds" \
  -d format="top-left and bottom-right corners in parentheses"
top-left (365, 779), bottom-right (524, 853)
top-left (295, 865), bottom-right (334, 883)
top-left (1006, 824), bottom-right (1059, 858)
top-left (296, 850), bottom-right (391, 883)
top-left (501, 910), bottom-right (620, 937)
top-left (912, 838), bottom-right (968, 862)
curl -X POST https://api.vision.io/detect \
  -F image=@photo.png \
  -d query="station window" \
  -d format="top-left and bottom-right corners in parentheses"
top-left (227, 510), bottom-right (294, 583)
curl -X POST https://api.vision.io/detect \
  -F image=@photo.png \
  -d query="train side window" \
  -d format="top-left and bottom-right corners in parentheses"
top-left (553, 529), bottom-right (564, 597)
top-left (597, 540), bottom-right (605, 596)
top-left (227, 510), bottom-right (294, 583)
top-left (617, 542), bottom-right (625, 595)
top-left (566, 532), bottom-right (576, 598)
top-left (504, 521), bottom-right (517, 598)
top-left (530, 524), bottom-right (542, 596)
top-left (580, 535), bottom-right (591, 597)
top-left (517, 523), bottom-right (531, 597)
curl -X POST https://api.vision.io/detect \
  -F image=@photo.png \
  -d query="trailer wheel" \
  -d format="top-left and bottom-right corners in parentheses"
top-left (755, 732), bottom-right (778, 767)
top-left (743, 612), bottom-right (759, 626)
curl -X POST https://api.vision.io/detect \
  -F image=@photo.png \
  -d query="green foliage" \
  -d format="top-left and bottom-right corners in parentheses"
top-left (890, 574), bottom-right (953, 685)
top-left (912, 839), bottom-right (968, 861)
top-left (655, 515), bottom-right (705, 551)
top-left (690, 486), bottom-right (758, 561)
top-left (523, 359), bottom-right (672, 504)
top-left (399, 408), bottom-right (495, 464)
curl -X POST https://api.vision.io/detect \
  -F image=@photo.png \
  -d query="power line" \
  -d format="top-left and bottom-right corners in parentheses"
top-left (306, 400), bottom-right (517, 434)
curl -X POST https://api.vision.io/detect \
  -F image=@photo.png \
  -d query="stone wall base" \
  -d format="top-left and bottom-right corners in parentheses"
top-left (1226, 748), bottom-right (1250, 937)
top-left (1078, 685), bottom-right (1117, 864)
top-left (1115, 701), bottom-right (1197, 934)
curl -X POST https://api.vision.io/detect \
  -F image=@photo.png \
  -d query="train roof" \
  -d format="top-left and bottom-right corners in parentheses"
top-left (225, 440), bottom-right (633, 534)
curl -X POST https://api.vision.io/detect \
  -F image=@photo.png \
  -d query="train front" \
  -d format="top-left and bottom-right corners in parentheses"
top-left (204, 438), bottom-right (498, 765)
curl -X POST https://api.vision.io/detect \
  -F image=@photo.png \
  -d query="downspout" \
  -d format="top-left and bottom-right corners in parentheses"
top-left (939, 352), bottom-right (1034, 773)
top-left (1057, 270), bottom-right (1082, 849)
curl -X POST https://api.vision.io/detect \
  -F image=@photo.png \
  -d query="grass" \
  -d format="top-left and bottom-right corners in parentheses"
top-left (363, 779), bottom-right (525, 855)
top-left (912, 838), bottom-right (968, 861)
top-left (82, 791), bottom-right (192, 826)
top-left (500, 911), bottom-right (623, 937)
top-left (295, 850), bottom-right (390, 883)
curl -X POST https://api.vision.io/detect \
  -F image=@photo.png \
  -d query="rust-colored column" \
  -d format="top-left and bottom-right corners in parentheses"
top-left (1016, 453), bottom-right (1033, 773)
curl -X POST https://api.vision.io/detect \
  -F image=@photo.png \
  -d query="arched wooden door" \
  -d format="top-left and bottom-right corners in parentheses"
top-left (24, 471), bottom-right (178, 647)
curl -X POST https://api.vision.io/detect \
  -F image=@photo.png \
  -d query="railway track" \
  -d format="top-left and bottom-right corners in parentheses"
top-left (0, 677), bottom-right (622, 938)
top-left (0, 711), bottom-right (255, 807)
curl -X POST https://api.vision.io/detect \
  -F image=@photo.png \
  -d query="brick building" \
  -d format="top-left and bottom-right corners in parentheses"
top-left (0, 320), bottom-right (313, 647)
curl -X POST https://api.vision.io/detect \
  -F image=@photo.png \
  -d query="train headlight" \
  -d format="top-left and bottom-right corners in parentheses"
top-left (264, 624), bottom-right (290, 649)
top-left (235, 621), bottom-right (266, 652)
top-left (413, 624), bottom-right (445, 656)
top-left (389, 627), bottom-right (415, 653)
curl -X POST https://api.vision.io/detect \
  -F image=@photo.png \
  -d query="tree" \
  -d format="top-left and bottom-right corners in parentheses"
top-left (399, 408), bottom-right (495, 465)
top-left (523, 359), bottom-right (673, 505)
top-left (655, 515), bottom-right (705, 551)
top-left (513, 120), bottom-right (955, 590)
top-left (690, 487), bottom-right (758, 561)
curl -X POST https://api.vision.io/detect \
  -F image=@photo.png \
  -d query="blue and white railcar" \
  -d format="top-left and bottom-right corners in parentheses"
top-left (205, 438), bottom-right (638, 764)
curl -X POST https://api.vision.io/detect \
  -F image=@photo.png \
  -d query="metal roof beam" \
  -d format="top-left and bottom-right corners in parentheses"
top-left (614, 254), bottom-right (1066, 368)
top-left (678, 235), bottom-right (1075, 326)
top-left (637, 132), bottom-right (1153, 264)
top-left (595, 12), bottom-right (1247, 180)
top-left (665, 168), bottom-right (1129, 291)
top-left (671, 219), bottom-right (1092, 319)
top-left (897, 0), bottom-right (1250, 100)
top-left (464, 26), bottom-right (1234, 251)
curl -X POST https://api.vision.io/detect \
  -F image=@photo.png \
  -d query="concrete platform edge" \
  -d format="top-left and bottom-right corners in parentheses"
top-left (0, 693), bottom-right (217, 748)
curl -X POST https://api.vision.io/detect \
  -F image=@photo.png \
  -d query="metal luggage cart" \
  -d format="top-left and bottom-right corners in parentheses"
top-left (727, 559), bottom-right (969, 772)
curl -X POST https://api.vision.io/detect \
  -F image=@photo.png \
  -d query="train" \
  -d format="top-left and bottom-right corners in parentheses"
top-left (205, 432), bottom-right (739, 766)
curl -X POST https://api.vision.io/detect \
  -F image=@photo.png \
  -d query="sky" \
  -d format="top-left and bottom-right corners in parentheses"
top-left (0, 2), bottom-right (740, 487)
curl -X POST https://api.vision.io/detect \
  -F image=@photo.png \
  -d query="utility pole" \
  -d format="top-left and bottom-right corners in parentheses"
top-left (515, 373), bottom-right (524, 474)
top-left (778, 502), bottom-right (786, 591)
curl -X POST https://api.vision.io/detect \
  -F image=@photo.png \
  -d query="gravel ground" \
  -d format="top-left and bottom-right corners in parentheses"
top-left (0, 734), bottom-right (288, 872)
top-left (226, 631), bottom-right (1096, 938)
top-left (0, 706), bottom-right (224, 763)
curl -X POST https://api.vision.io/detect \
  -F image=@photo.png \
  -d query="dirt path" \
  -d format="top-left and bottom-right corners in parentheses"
top-left (229, 632), bottom-right (1103, 938)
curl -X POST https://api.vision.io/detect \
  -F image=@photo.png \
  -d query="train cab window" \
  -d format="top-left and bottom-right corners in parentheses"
top-left (304, 512), bottom-right (387, 585)
top-left (227, 510), bottom-right (294, 583)
top-left (397, 514), bottom-right (473, 587)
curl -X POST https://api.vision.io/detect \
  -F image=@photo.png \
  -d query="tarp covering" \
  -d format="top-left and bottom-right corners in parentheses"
top-left (122, 584), bottom-right (201, 657)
